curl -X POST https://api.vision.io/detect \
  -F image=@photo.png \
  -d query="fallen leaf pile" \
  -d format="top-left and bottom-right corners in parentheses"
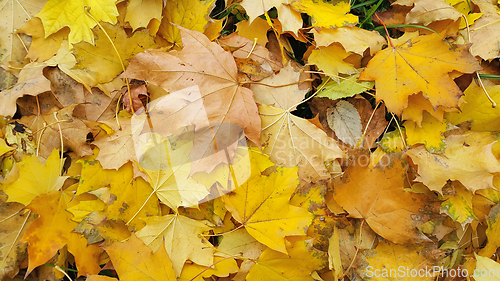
top-left (1, 0), bottom-right (500, 280)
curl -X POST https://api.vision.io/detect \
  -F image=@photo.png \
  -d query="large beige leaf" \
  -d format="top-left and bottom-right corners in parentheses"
top-left (136, 214), bottom-right (213, 277)
top-left (122, 26), bottom-right (261, 146)
top-left (259, 104), bottom-right (344, 181)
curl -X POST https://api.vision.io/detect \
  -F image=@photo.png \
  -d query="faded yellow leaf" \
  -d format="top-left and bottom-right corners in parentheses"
top-left (216, 228), bottom-right (267, 260)
top-left (16, 17), bottom-right (67, 62)
top-left (252, 63), bottom-right (307, 110)
top-left (465, 11), bottom-right (500, 60)
top-left (396, 0), bottom-right (461, 25)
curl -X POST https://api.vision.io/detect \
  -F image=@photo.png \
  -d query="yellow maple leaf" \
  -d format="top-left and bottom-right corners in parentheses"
top-left (439, 181), bottom-right (478, 228)
top-left (125, 0), bottom-right (162, 31)
top-left (406, 132), bottom-right (500, 193)
top-left (223, 166), bottom-right (313, 254)
top-left (178, 257), bottom-right (238, 281)
top-left (359, 33), bottom-right (480, 114)
top-left (236, 17), bottom-right (270, 47)
top-left (445, 82), bottom-right (500, 131)
top-left (308, 44), bottom-right (358, 78)
top-left (36, 0), bottom-right (118, 45)
top-left (246, 237), bottom-right (326, 280)
top-left (290, 0), bottom-right (358, 29)
top-left (105, 234), bottom-right (176, 281)
top-left (401, 93), bottom-right (451, 126)
top-left (3, 149), bottom-right (68, 206)
top-left (135, 214), bottom-right (214, 277)
top-left (357, 240), bottom-right (438, 280)
top-left (22, 191), bottom-right (103, 276)
top-left (157, 0), bottom-right (215, 46)
top-left (479, 204), bottom-right (500, 257)
top-left (16, 17), bottom-right (68, 62)
top-left (73, 22), bottom-right (158, 85)
top-left (404, 111), bottom-right (447, 152)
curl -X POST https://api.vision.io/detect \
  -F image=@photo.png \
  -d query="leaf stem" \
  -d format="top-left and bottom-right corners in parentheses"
top-left (84, 7), bottom-right (134, 118)
top-left (374, 13), bottom-right (394, 48)
top-left (53, 111), bottom-right (64, 175)
top-left (242, 78), bottom-right (314, 88)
